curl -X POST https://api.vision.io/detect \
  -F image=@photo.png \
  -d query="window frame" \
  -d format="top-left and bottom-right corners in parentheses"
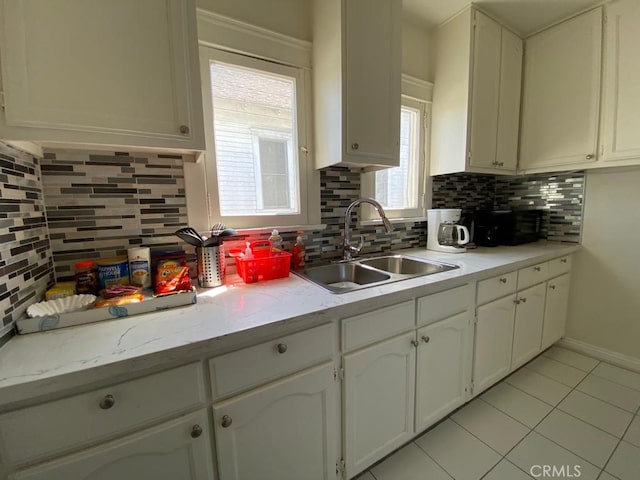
top-left (198, 46), bottom-right (317, 229)
top-left (361, 96), bottom-right (431, 222)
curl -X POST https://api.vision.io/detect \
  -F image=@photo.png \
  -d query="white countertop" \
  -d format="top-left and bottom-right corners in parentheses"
top-left (0, 241), bottom-right (580, 408)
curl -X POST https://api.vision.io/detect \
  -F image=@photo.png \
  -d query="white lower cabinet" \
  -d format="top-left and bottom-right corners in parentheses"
top-left (511, 283), bottom-right (547, 369)
top-left (473, 294), bottom-right (517, 394)
top-left (11, 410), bottom-right (214, 480)
top-left (542, 273), bottom-right (571, 349)
top-left (212, 363), bottom-right (337, 480)
top-left (343, 332), bottom-right (416, 479)
top-left (415, 312), bottom-right (473, 432)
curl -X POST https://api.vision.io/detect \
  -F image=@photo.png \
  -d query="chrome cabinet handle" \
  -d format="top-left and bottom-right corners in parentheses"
top-left (549, 284), bottom-right (556, 290)
top-left (276, 343), bottom-right (287, 354)
top-left (560, 258), bottom-right (568, 263)
top-left (514, 299), bottom-right (521, 305)
top-left (421, 335), bottom-right (430, 343)
top-left (586, 154), bottom-right (594, 160)
top-left (534, 266), bottom-right (541, 272)
top-left (99, 394), bottom-right (115, 410)
top-left (351, 142), bottom-right (359, 150)
top-left (411, 340), bottom-right (419, 348)
top-left (190, 424), bottom-right (203, 438)
top-left (520, 297), bottom-right (527, 303)
top-left (221, 415), bottom-right (233, 428)
top-left (499, 277), bottom-right (507, 284)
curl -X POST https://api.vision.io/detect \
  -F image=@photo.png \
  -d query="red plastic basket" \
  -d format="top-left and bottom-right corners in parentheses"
top-left (235, 240), bottom-right (292, 284)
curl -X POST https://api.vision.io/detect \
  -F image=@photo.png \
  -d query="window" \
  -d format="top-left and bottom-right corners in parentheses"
top-left (199, 47), bottom-right (317, 228)
top-left (362, 97), bottom-right (429, 220)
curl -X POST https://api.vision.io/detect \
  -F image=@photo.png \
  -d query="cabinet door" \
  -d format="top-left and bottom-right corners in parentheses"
top-left (495, 28), bottom-right (522, 172)
top-left (11, 411), bottom-right (213, 480)
top-left (213, 363), bottom-right (337, 480)
top-left (602, 0), bottom-right (640, 162)
top-left (343, 332), bottom-right (415, 479)
top-left (415, 312), bottom-right (473, 433)
top-left (520, 8), bottom-right (602, 169)
top-left (511, 283), bottom-right (546, 369)
top-left (344, 0), bottom-right (401, 167)
top-left (542, 274), bottom-right (571, 349)
top-left (473, 295), bottom-right (516, 395)
top-left (0, 0), bottom-right (203, 150)
top-left (469, 11), bottom-right (501, 169)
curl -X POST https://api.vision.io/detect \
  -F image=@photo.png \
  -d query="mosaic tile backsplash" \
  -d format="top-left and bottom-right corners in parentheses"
top-left (41, 149), bottom-right (193, 280)
top-left (432, 171), bottom-right (584, 242)
top-left (0, 142), bottom-right (55, 346)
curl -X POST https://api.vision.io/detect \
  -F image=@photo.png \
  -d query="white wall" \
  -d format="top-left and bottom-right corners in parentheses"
top-left (197, 0), bottom-right (313, 41)
top-left (402, 20), bottom-right (434, 82)
top-left (566, 166), bottom-right (640, 359)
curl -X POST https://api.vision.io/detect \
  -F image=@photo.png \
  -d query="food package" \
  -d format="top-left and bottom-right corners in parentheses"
top-left (45, 282), bottom-right (76, 300)
top-left (94, 292), bottom-right (144, 308)
top-left (155, 265), bottom-right (191, 295)
top-left (100, 284), bottom-right (142, 299)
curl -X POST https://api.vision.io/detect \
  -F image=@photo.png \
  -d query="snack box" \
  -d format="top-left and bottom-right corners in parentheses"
top-left (16, 288), bottom-right (197, 334)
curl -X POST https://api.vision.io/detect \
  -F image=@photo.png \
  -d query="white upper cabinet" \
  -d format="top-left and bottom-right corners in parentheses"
top-left (431, 8), bottom-right (522, 176)
top-left (601, 0), bottom-right (640, 163)
top-left (519, 8), bottom-right (602, 171)
top-left (0, 0), bottom-right (204, 151)
top-left (312, 0), bottom-right (401, 170)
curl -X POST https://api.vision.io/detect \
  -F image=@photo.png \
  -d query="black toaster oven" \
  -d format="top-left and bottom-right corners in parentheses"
top-left (474, 210), bottom-right (543, 246)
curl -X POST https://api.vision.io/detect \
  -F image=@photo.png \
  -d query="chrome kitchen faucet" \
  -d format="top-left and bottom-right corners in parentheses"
top-left (343, 198), bottom-right (394, 261)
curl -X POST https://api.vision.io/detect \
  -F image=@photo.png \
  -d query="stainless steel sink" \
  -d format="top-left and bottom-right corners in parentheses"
top-left (359, 255), bottom-right (458, 275)
top-left (295, 254), bottom-right (459, 293)
top-left (297, 263), bottom-right (391, 293)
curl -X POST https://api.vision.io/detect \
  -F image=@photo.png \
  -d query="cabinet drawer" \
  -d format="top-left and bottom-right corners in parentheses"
top-left (210, 323), bottom-right (334, 399)
top-left (417, 284), bottom-right (474, 327)
top-left (342, 301), bottom-right (415, 353)
top-left (0, 363), bottom-right (205, 466)
top-left (477, 271), bottom-right (517, 305)
top-left (517, 261), bottom-right (549, 290)
top-left (548, 255), bottom-right (572, 277)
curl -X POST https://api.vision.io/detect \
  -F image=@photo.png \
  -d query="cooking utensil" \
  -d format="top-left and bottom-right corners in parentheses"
top-left (217, 228), bottom-right (237, 237)
top-left (175, 227), bottom-right (204, 247)
top-left (203, 236), bottom-right (220, 247)
top-left (211, 222), bottom-right (225, 235)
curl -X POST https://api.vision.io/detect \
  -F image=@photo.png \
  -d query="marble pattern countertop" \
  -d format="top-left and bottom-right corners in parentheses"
top-left (0, 241), bottom-right (580, 408)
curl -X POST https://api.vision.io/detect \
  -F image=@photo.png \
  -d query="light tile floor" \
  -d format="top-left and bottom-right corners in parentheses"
top-left (360, 347), bottom-right (640, 480)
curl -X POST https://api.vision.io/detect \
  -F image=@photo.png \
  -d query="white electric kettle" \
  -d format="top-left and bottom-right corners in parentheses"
top-left (427, 209), bottom-right (470, 253)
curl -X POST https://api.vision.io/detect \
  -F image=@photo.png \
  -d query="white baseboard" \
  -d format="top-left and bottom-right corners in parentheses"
top-left (559, 337), bottom-right (640, 373)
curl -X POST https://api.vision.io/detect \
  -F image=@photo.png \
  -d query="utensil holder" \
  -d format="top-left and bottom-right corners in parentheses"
top-left (197, 246), bottom-right (225, 288)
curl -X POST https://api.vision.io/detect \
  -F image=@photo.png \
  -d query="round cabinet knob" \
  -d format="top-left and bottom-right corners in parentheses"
top-left (561, 258), bottom-right (568, 263)
top-left (221, 415), bottom-right (233, 428)
top-left (549, 284), bottom-right (556, 290)
top-left (534, 266), bottom-right (541, 272)
top-left (411, 340), bottom-right (419, 348)
top-left (514, 299), bottom-right (521, 305)
top-left (498, 162), bottom-right (504, 167)
top-left (179, 125), bottom-right (190, 135)
top-left (190, 424), bottom-right (203, 438)
top-left (586, 154), bottom-right (594, 160)
top-left (276, 343), bottom-right (287, 354)
top-left (520, 297), bottom-right (527, 303)
top-left (99, 394), bottom-right (115, 410)
top-left (499, 278), bottom-right (507, 284)
top-left (421, 335), bottom-right (430, 343)
top-left (351, 142), bottom-right (359, 150)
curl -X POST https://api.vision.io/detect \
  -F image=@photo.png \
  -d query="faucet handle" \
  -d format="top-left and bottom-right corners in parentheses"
top-left (344, 234), bottom-right (364, 258)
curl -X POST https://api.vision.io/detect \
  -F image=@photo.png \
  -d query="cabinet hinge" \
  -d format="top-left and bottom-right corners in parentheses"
top-left (600, 144), bottom-right (604, 156)
top-left (336, 458), bottom-right (346, 478)
top-left (0, 90), bottom-right (5, 111)
top-left (470, 381), bottom-right (475, 395)
top-left (334, 367), bottom-right (344, 382)
top-left (467, 151), bottom-right (472, 162)
top-left (474, 315), bottom-right (478, 325)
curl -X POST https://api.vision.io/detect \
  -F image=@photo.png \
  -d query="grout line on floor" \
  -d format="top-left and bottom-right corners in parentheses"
top-left (599, 396), bottom-right (640, 478)
top-left (521, 364), bottom-right (588, 389)
top-left (413, 435), bottom-right (473, 480)
top-left (589, 367), bottom-right (640, 393)
top-left (554, 402), bottom-right (632, 439)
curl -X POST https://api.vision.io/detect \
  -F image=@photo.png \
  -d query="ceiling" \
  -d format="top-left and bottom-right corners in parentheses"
top-left (402, 0), bottom-right (602, 36)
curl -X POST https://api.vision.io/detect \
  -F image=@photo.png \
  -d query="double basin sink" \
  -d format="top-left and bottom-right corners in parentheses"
top-left (294, 254), bottom-right (459, 293)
